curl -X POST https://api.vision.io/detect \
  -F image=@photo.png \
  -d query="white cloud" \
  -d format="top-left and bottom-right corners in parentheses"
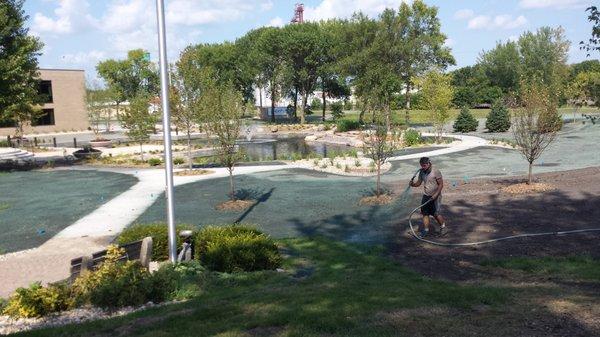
top-left (519, 0), bottom-right (588, 9)
top-left (464, 14), bottom-right (527, 30)
top-left (304, 0), bottom-right (409, 21)
top-left (454, 9), bottom-right (474, 20)
top-left (61, 50), bottom-right (106, 65)
top-left (32, 0), bottom-right (96, 35)
top-left (444, 38), bottom-right (454, 47)
top-left (267, 17), bottom-right (284, 27)
top-left (260, 1), bottom-right (274, 12)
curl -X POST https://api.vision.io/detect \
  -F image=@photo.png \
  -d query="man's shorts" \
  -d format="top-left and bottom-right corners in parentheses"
top-left (421, 194), bottom-right (442, 216)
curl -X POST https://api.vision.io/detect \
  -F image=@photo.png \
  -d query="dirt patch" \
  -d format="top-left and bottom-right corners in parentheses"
top-left (359, 194), bottom-right (395, 206)
top-left (174, 169), bottom-right (213, 176)
top-left (215, 199), bottom-right (255, 211)
top-left (501, 182), bottom-right (556, 194)
top-left (391, 166), bottom-right (600, 283)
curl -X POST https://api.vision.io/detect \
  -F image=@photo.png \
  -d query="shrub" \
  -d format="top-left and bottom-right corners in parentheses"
top-left (148, 158), bottom-right (162, 166)
top-left (453, 106), bottom-right (479, 133)
top-left (343, 100), bottom-right (353, 110)
top-left (486, 100), bottom-right (511, 132)
top-left (0, 140), bottom-right (10, 147)
top-left (331, 101), bottom-right (344, 120)
top-left (173, 157), bottom-right (185, 165)
top-left (195, 225), bottom-right (281, 273)
top-left (403, 129), bottom-right (423, 146)
top-left (310, 98), bottom-right (322, 111)
top-left (336, 119), bottom-right (361, 132)
top-left (117, 223), bottom-right (194, 261)
top-left (72, 246), bottom-right (177, 309)
top-left (3, 282), bottom-right (73, 318)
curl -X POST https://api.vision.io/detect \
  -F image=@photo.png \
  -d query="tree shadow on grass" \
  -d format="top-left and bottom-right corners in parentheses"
top-left (234, 187), bottom-right (275, 224)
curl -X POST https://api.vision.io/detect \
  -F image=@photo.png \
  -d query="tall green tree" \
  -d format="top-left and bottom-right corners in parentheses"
top-left (518, 27), bottom-right (570, 96)
top-left (283, 22), bottom-right (328, 124)
top-left (396, 0), bottom-right (454, 120)
top-left (97, 49), bottom-right (159, 121)
top-left (580, 6), bottom-right (600, 56)
top-left (253, 27), bottom-right (287, 122)
top-left (478, 41), bottom-right (521, 95)
top-left (0, 0), bottom-right (44, 137)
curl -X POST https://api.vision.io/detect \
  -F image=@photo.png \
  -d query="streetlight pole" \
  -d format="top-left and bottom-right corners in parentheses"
top-left (155, 0), bottom-right (177, 263)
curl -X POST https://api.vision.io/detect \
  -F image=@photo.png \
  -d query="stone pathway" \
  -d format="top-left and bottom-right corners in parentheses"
top-left (0, 133), bottom-right (489, 297)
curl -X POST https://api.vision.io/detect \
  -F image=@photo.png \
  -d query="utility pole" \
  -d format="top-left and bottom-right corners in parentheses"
top-left (155, 0), bottom-right (177, 263)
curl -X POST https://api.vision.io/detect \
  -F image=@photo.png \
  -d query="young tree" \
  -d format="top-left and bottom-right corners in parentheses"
top-left (513, 81), bottom-right (561, 184)
top-left (420, 70), bottom-right (453, 142)
top-left (453, 106), bottom-right (478, 133)
top-left (486, 100), bottom-right (511, 132)
top-left (170, 64), bottom-right (204, 170)
top-left (362, 111), bottom-right (400, 197)
top-left (86, 82), bottom-right (112, 138)
top-left (202, 81), bottom-right (244, 201)
top-left (121, 95), bottom-right (153, 161)
top-left (0, 0), bottom-right (44, 137)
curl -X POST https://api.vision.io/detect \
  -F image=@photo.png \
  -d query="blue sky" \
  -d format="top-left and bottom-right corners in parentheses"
top-left (23, 0), bottom-right (597, 81)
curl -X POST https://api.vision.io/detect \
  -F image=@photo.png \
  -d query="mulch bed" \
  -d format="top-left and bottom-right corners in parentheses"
top-left (390, 166), bottom-right (600, 282)
top-left (215, 199), bottom-right (255, 211)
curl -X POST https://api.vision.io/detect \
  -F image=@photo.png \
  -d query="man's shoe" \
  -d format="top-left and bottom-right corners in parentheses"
top-left (438, 226), bottom-right (448, 236)
top-left (417, 229), bottom-right (429, 239)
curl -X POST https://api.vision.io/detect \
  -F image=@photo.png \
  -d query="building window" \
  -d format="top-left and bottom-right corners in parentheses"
top-left (33, 109), bottom-right (55, 126)
top-left (39, 80), bottom-right (53, 103)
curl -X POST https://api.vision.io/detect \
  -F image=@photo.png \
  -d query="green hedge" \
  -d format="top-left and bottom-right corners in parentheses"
top-left (336, 119), bottom-right (361, 132)
top-left (116, 223), bottom-right (194, 261)
top-left (195, 226), bottom-right (281, 273)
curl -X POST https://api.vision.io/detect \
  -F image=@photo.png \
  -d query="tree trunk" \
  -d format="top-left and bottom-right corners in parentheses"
top-left (322, 83), bottom-right (326, 122)
top-left (293, 87), bottom-right (298, 120)
top-left (259, 87), bottom-right (263, 109)
top-left (270, 86), bottom-right (276, 123)
top-left (528, 161), bottom-right (533, 185)
top-left (187, 129), bottom-right (192, 170)
top-left (405, 82), bottom-right (411, 125)
top-left (229, 168), bottom-right (235, 201)
top-left (300, 94), bottom-right (307, 124)
top-left (106, 110), bottom-right (111, 133)
top-left (359, 109), bottom-right (365, 124)
top-left (376, 163), bottom-right (381, 197)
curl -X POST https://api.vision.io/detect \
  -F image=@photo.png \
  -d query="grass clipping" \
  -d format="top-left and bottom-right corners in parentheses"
top-left (502, 183), bottom-right (555, 195)
top-left (359, 194), bottom-right (395, 206)
top-left (174, 169), bottom-right (213, 176)
top-left (215, 199), bottom-right (255, 211)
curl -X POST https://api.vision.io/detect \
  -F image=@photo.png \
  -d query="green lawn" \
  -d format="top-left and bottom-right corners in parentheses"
top-left (340, 106), bottom-right (598, 126)
top-left (481, 256), bottom-right (600, 281)
top-left (17, 238), bottom-right (508, 337)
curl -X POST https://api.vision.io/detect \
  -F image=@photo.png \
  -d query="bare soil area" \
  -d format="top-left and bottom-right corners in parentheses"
top-left (390, 166), bottom-right (600, 336)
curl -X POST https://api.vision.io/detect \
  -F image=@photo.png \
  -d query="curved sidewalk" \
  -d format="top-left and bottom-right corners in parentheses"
top-left (0, 133), bottom-right (488, 297)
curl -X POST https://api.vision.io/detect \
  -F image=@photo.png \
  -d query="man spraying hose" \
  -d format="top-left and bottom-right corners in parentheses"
top-left (409, 157), bottom-right (448, 238)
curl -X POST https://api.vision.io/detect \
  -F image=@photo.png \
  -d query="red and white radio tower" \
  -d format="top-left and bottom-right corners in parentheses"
top-left (291, 3), bottom-right (304, 24)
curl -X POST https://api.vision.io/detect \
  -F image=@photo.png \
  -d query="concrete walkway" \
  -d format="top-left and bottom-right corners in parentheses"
top-left (0, 133), bottom-right (489, 297)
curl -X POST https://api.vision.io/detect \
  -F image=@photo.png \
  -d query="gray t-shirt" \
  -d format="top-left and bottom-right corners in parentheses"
top-left (419, 168), bottom-right (443, 196)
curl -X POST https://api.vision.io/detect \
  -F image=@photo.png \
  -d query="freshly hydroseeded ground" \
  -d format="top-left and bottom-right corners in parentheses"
top-left (0, 170), bottom-right (137, 253)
